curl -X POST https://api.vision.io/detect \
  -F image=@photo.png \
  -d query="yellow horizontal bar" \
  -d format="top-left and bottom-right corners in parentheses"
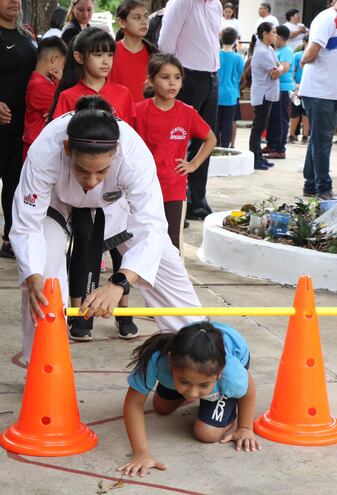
top-left (66, 307), bottom-right (298, 317)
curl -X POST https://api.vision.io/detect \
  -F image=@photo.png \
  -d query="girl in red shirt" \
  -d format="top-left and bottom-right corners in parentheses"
top-left (50, 27), bottom-right (135, 125)
top-left (110, 0), bottom-right (157, 102)
top-left (135, 53), bottom-right (216, 252)
top-left (49, 28), bottom-right (138, 342)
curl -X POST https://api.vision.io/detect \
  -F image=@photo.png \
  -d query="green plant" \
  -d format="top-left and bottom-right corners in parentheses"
top-left (289, 215), bottom-right (316, 247)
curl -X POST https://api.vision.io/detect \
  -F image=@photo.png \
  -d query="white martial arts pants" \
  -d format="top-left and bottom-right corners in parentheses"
top-left (22, 217), bottom-right (203, 363)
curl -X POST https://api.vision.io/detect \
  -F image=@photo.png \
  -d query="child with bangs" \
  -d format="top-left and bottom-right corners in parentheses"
top-left (50, 27), bottom-right (135, 125)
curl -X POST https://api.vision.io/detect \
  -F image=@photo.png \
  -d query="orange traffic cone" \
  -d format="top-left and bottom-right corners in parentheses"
top-left (254, 276), bottom-right (337, 446)
top-left (0, 278), bottom-right (98, 456)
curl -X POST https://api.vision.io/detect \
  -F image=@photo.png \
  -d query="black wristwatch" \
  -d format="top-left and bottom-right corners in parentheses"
top-left (108, 272), bottom-right (130, 295)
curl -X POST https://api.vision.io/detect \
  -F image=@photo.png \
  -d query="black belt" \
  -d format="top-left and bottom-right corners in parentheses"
top-left (184, 68), bottom-right (217, 78)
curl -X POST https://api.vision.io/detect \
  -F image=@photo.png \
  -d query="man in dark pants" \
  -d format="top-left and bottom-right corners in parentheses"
top-left (159, 0), bottom-right (222, 220)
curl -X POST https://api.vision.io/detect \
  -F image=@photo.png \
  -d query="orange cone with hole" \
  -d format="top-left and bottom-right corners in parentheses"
top-left (0, 278), bottom-right (98, 456)
top-left (254, 276), bottom-right (337, 445)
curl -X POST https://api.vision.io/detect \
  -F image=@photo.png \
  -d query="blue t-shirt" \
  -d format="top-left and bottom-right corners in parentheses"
top-left (277, 45), bottom-right (295, 92)
top-left (128, 323), bottom-right (250, 400)
top-left (217, 51), bottom-right (244, 106)
top-left (293, 50), bottom-right (304, 84)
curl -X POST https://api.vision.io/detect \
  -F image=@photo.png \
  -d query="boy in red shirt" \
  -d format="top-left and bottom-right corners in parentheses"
top-left (23, 36), bottom-right (67, 161)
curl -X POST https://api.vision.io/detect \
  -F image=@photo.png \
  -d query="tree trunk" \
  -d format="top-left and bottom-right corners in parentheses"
top-left (29, 0), bottom-right (58, 36)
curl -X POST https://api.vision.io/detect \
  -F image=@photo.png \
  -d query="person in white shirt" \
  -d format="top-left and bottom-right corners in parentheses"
top-left (42, 6), bottom-right (67, 39)
top-left (159, 0), bottom-right (222, 221)
top-left (221, 3), bottom-right (241, 39)
top-left (299, 0), bottom-right (337, 200)
top-left (10, 96), bottom-right (203, 363)
top-left (284, 8), bottom-right (309, 51)
top-left (255, 2), bottom-right (279, 31)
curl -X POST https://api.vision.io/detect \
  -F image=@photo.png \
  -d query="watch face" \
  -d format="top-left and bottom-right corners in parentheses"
top-left (113, 272), bottom-right (127, 284)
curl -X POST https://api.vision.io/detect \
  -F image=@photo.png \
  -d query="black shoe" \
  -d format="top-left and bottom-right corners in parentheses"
top-left (0, 241), bottom-right (15, 259)
top-left (254, 160), bottom-right (269, 170)
top-left (184, 220), bottom-right (190, 229)
top-left (68, 318), bottom-right (92, 341)
top-left (316, 190), bottom-right (337, 201)
top-left (116, 316), bottom-right (139, 339)
top-left (186, 207), bottom-right (210, 220)
top-left (303, 188), bottom-right (316, 197)
top-left (262, 158), bottom-right (275, 168)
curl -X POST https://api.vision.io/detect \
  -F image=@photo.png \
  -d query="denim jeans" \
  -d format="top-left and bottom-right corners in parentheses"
top-left (302, 97), bottom-right (337, 194)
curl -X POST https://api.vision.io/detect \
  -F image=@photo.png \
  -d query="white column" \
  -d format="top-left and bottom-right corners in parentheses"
top-left (238, 0), bottom-right (261, 42)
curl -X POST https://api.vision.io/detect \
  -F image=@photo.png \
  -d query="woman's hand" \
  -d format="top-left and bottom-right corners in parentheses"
top-left (220, 427), bottom-right (262, 452)
top-left (117, 453), bottom-right (167, 478)
top-left (175, 158), bottom-right (198, 176)
top-left (26, 274), bottom-right (49, 326)
top-left (80, 282), bottom-right (124, 319)
top-left (0, 101), bottom-right (11, 125)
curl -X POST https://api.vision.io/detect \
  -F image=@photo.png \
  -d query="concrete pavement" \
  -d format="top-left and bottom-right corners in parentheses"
top-left (1, 129), bottom-right (337, 495)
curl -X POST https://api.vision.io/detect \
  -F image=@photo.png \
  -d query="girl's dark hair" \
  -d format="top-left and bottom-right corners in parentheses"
top-left (50, 6), bottom-right (67, 30)
top-left (257, 21), bottom-right (273, 40)
top-left (48, 27), bottom-right (115, 121)
top-left (144, 52), bottom-right (184, 98)
top-left (129, 322), bottom-right (226, 388)
top-left (117, 0), bottom-right (146, 20)
top-left (67, 95), bottom-right (119, 154)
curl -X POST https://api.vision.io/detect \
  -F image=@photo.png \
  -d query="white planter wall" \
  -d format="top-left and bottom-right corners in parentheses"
top-left (208, 149), bottom-right (254, 177)
top-left (199, 212), bottom-right (337, 292)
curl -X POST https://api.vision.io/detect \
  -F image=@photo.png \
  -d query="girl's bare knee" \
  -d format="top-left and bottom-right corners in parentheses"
top-left (193, 420), bottom-right (223, 444)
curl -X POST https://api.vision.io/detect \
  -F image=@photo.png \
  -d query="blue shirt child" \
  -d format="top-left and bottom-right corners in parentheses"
top-left (277, 45), bottom-right (295, 92)
top-left (128, 322), bottom-right (250, 401)
top-left (293, 50), bottom-right (304, 84)
top-left (217, 51), bottom-right (244, 107)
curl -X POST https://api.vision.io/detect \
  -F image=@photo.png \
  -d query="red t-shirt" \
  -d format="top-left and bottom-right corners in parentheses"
top-left (23, 71), bottom-right (57, 146)
top-left (135, 99), bottom-right (210, 202)
top-left (109, 41), bottom-right (149, 103)
top-left (53, 79), bottom-right (135, 126)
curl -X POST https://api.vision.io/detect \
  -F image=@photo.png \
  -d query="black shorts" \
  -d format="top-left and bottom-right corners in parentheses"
top-left (156, 357), bottom-right (250, 429)
top-left (291, 101), bottom-right (306, 118)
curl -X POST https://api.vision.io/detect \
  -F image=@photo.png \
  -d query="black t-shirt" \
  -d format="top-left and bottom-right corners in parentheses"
top-left (0, 27), bottom-right (37, 114)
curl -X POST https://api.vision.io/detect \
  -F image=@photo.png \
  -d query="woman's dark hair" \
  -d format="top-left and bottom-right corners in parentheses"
top-left (221, 27), bottom-right (238, 46)
top-left (67, 95), bottom-right (119, 154)
top-left (48, 27), bottom-right (115, 121)
top-left (129, 322), bottom-right (226, 388)
top-left (285, 8), bottom-right (299, 22)
top-left (50, 6), bottom-right (67, 30)
top-left (257, 21), bottom-right (273, 40)
top-left (143, 52), bottom-right (184, 98)
top-left (223, 3), bottom-right (234, 12)
top-left (276, 25), bottom-right (290, 41)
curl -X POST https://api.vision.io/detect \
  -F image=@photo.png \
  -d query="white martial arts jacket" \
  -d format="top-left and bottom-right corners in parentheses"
top-left (10, 113), bottom-right (169, 286)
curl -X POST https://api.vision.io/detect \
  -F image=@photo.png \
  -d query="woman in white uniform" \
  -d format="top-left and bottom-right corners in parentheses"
top-left (10, 96), bottom-right (202, 363)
